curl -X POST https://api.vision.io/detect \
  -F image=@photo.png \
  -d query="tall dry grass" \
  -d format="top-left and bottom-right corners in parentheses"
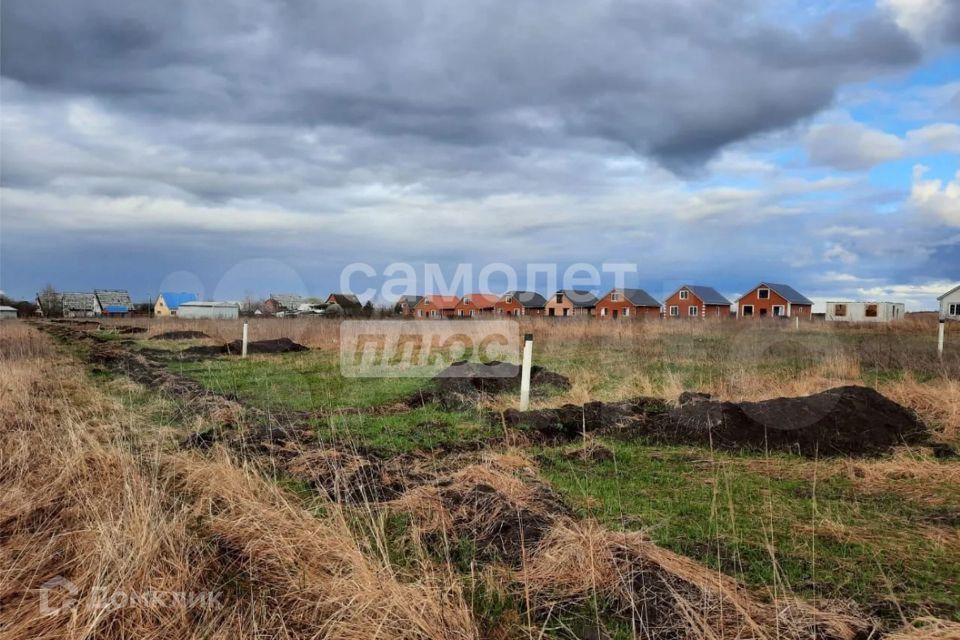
top-left (0, 325), bottom-right (477, 639)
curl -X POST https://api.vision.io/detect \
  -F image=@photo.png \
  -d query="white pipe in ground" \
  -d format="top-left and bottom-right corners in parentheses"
top-left (938, 318), bottom-right (945, 358)
top-left (242, 321), bottom-right (249, 358)
top-left (519, 333), bottom-right (533, 410)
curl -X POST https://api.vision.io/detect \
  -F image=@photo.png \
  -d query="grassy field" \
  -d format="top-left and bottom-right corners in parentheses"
top-left (3, 317), bottom-right (958, 639)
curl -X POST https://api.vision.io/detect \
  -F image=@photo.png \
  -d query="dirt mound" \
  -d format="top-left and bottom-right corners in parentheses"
top-left (562, 441), bottom-right (615, 463)
top-left (670, 385), bottom-right (929, 456)
top-left (184, 337), bottom-right (309, 357)
top-left (505, 386), bottom-right (930, 457)
top-left (150, 330), bottom-right (210, 340)
top-left (413, 360), bottom-right (571, 410)
top-left (503, 397), bottom-right (670, 441)
top-left (390, 464), bottom-right (571, 565)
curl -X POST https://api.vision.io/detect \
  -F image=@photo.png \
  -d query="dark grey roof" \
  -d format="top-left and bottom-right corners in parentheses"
top-left (94, 289), bottom-right (132, 308)
top-left (556, 289), bottom-right (598, 307)
top-left (681, 285), bottom-right (731, 306)
top-left (617, 288), bottom-right (661, 307)
top-left (503, 291), bottom-right (547, 308)
top-left (756, 283), bottom-right (813, 305)
top-left (328, 293), bottom-right (362, 308)
top-left (399, 295), bottom-right (423, 306)
top-left (60, 292), bottom-right (97, 312)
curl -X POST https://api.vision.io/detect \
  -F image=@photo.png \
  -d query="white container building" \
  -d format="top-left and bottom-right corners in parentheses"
top-left (177, 301), bottom-right (240, 320)
top-left (0, 305), bottom-right (18, 320)
top-left (825, 301), bottom-right (905, 322)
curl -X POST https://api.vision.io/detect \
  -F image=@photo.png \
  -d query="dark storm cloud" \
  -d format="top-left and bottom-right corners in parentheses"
top-left (0, 0), bottom-right (922, 168)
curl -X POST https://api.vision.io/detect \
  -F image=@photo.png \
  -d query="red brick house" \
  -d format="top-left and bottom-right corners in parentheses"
top-left (494, 291), bottom-right (547, 317)
top-left (664, 285), bottom-right (731, 319)
top-left (596, 288), bottom-right (661, 320)
top-left (454, 293), bottom-right (499, 317)
top-left (395, 295), bottom-right (423, 317)
top-left (737, 283), bottom-right (813, 319)
top-left (413, 295), bottom-right (459, 318)
top-left (543, 290), bottom-right (598, 317)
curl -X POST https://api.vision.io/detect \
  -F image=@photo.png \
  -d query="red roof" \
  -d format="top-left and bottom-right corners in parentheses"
top-left (457, 293), bottom-right (499, 308)
top-left (416, 295), bottom-right (460, 310)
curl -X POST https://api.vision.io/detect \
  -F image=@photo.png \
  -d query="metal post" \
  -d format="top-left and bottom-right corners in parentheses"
top-left (938, 318), bottom-right (945, 359)
top-left (519, 333), bottom-right (533, 410)
top-left (242, 321), bottom-right (249, 358)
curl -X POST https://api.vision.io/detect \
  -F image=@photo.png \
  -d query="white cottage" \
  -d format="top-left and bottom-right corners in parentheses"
top-left (0, 306), bottom-right (18, 320)
top-left (825, 301), bottom-right (905, 323)
top-left (938, 284), bottom-right (960, 320)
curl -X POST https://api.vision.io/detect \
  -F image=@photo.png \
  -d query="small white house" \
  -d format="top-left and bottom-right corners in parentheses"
top-left (939, 284), bottom-right (960, 320)
top-left (825, 301), bottom-right (905, 322)
top-left (177, 301), bottom-right (240, 320)
top-left (0, 305), bottom-right (18, 320)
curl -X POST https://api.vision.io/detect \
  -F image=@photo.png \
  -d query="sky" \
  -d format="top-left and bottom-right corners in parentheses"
top-left (1, 0), bottom-right (958, 310)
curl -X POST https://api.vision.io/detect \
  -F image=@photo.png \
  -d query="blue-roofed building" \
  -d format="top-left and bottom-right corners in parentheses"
top-left (94, 290), bottom-right (133, 317)
top-left (154, 291), bottom-right (199, 317)
top-left (737, 282), bottom-right (813, 319)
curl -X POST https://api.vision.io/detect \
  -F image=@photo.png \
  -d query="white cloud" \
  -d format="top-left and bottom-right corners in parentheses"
top-left (909, 165), bottom-right (960, 226)
top-left (805, 121), bottom-right (905, 170)
top-left (880, 0), bottom-right (953, 41)
top-left (822, 242), bottom-right (859, 264)
top-left (906, 123), bottom-right (960, 154)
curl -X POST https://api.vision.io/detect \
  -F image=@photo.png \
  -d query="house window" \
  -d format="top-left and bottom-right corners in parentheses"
top-left (741, 305), bottom-right (754, 317)
top-left (865, 304), bottom-right (878, 318)
top-left (834, 304), bottom-right (847, 317)
top-left (669, 305), bottom-right (679, 317)
top-left (556, 294), bottom-right (563, 304)
top-left (611, 293), bottom-right (621, 302)
top-left (505, 296), bottom-right (513, 303)
top-left (601, 308), bottom-right (607, 316)
top-left (772, 305), bottom-right (784, 317)
top-left (689, 306), bottom-right (698, 317)
top-left (758, 288), bottom-right (770, 300)
top-left (513, 309), bottom-right (520, 316)
top-left (949, 303), bottom-right (958, 315)
top-left (624, 308), bottom-right (630, 317)
top-left (679, 290), bottom-right (689, 300)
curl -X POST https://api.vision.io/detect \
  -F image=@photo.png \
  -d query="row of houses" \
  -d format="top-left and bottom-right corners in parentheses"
top-left (153, 292), bottom-right (365, 318)
top-left (36, 290), bottom-right (135, 318)
top-left (402, 283), bottom-right (818, 320)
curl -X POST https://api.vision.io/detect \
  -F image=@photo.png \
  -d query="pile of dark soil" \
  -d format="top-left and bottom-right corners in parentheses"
top-left (561, 441), bottom-right (615, 463)
top-left (183, 337), bottom-right (308, 357)
top-left (504, 386), bottom-right (932, 457)
top-left (150, 330), bottom-right (210, 340)
top-left (503, 397), bottom-right (670, 442)
top-left (412, 360), bottom-right (571, 410)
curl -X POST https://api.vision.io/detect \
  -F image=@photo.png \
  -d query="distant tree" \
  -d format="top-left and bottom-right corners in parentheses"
top-left (363, 300), bottom-right (374, 317)
top-left (393, 303), bottom-right (403, 316)
top-left (37, 284), bottom-right (62, 317)
top-left (13, 301), bottom-right (39, 317)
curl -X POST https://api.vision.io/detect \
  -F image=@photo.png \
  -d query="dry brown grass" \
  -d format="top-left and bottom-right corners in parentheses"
top-left (0, 325), bottom-right (477, 639)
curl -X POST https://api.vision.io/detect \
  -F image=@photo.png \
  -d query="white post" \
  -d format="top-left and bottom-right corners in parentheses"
top-left (519, 333), bottom-right (533, 411)
top-left (938, 318), bottom-right (945, 359)
top-left (795, 316), bottom-right (799, 330)
top-left (242, 321), bottom-right (249, 358)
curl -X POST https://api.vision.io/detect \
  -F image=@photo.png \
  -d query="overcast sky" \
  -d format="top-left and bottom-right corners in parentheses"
top-left (1, 0), bottom-right (958, 309)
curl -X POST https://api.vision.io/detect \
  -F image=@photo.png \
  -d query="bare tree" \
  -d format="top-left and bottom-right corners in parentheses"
top-left (37, 284), bottom-right (62, 317)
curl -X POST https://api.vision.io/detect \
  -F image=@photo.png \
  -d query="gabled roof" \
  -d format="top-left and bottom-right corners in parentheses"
top-left (938, 284), bottom-right (960, 301)
top-left (398, 295), bottom-right (423, 307)
top-left (607, 288), bottom-right (661, 307)
top-left (673, 285), bottom-right (731, 306)
top-left (745, 282), bottom-right (813, 305)
top-left (553, 289), bottom-right (598, 307)
top-left (181, 301), bottom-right (240, 308)
top-left (327, 293), bottom-right (362, 309)
top-left (458, 293), bottom-right (499, 308)
top-left (0, 306), bottom-right (17, 312)
top-left (159, 291), bottom-right (199, 310)
top-left (95, 289), bottom-right (132, 309)
top-left (416, 295), bottom-right (460, 310)
top-left (60, 292), bottom-right (98, 312)
top-left (268, 293), bottom-right (304, 310)
top-left (501, 291), bottom-right (547, 308)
